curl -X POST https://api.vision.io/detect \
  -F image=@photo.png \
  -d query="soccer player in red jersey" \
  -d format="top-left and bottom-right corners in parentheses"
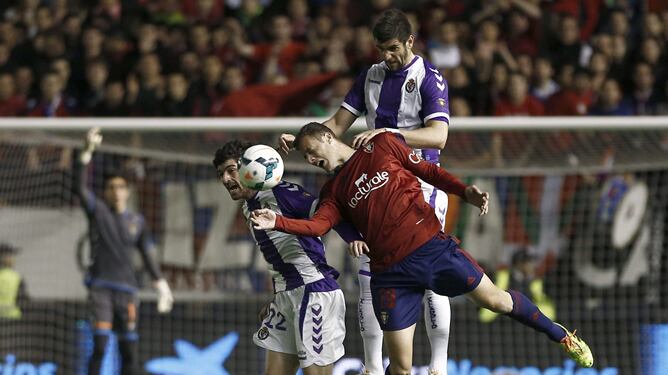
top-left (253, 122), bottom-right (594, 375)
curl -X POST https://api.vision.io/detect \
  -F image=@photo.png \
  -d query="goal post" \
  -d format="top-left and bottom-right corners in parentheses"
top-left (0, 117), bottom-right (666, 375)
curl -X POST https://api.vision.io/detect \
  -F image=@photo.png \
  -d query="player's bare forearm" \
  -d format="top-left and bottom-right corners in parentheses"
top-left (323, 107), bottom-right (357, 137)
top-left (397, 120), bottom-right (449, 149)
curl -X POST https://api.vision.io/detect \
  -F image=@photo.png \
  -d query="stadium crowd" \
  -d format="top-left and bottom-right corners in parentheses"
top-left (0, 0), bottom-right (667, 118)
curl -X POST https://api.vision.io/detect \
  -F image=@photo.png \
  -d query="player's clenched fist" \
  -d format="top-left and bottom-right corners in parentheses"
top-left (464, 185), bottom-right (490, 216)
top-left (250, 209), bottom-right (277, 230)
top-left (277, 133), bottom-right (295, 155)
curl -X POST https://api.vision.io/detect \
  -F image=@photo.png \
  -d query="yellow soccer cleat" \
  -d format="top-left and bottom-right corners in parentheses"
top-left (556, 323), bottom-right (594, 368)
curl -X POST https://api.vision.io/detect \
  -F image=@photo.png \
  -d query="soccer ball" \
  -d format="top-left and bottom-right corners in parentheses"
top-left (238, 145), bottom-right (284, 190)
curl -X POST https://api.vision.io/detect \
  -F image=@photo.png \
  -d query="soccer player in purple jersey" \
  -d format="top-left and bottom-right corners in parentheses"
top-left (213, 140), bottom-right (359, 375)
top-left (280, 9), bottom-right (453, 375)
top-left (259, 123), bottom-right (594, 375)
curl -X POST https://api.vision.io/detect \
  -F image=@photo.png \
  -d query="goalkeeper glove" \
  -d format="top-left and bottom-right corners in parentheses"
top-left (154, 278), bottom-right (173, 314)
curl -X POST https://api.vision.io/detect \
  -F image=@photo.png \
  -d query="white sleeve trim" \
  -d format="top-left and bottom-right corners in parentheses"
top-left (341, 102), bottom-right (363, 117)
top-left (424, 112), bottom-right (450, 124)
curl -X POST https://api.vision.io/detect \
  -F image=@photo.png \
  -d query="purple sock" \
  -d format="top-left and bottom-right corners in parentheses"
top-left (506, 290), bottom-right (566, 343)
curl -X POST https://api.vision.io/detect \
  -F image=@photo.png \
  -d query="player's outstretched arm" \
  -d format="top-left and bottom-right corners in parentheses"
top-left (352, 120), bottom-right (449, 150)
top-left (464, 185), bottom-right (490, 216)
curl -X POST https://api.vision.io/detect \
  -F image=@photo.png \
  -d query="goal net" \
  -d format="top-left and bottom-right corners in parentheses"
top-left (0, 118), bottom-right (666, 375)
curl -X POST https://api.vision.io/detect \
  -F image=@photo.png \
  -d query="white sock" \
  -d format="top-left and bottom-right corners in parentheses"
top-left (423, 290), bottom-right (451, 374)
top-left (358, 273), bottom-right (384, 375)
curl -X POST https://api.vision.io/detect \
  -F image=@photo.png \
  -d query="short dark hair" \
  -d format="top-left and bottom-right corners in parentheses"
top-left (372, 9), bottom-right (412, 44)
top-left (103, 169), bottom-right (128, 186)
top-left (212, 140), bottom-right (254, 168)
top-left (294, 122), bottom-right (335, 151)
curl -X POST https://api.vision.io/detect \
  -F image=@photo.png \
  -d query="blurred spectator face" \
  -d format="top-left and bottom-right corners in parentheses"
top-left (40, 73), bottom-right (63, 101)
top-left (44, 33), bottom-right (66, 59)
top-left (573, 70), bottom-right (591, 93)
top-left (223, 66), bottom-right (244, 92)
top-left (211, 26), bottom-right (229, 49)
top-left (450, 97), bottom-right (471, 117)
top-left (167, 73), bottom-right (189, 101)
top-left (0, 74), bottom-right (15, 101)
top-left (534, 58), bottom-right (554, 83)
top-left (14, 67), bottom-right (33, 97)
top-left (51, 58), bottom-right (71, 88)
top-left (86, 61), bottom-right (109, 89)
top-left (202, 55), bottom-right (222, 84)
top-left (644, 13), bottom-right (663, 38)
top-left (599, 79), bottom-right (622, 107)
top-left (491, 63), bottom-right (508, 89)
top-left (371, 0), bottom-right (392, 11)
top-left (294, 60), bottom-right (321, 79)
top-left (640, 38), bottom-right (661, 65)
top-left (313, 15), bottom-right (333, 38)
top-left (83, 27), bottom-right (104, 52)
top-left (516, 54), bottom-right (533, 79)
top-left (439, 22), bottom-right (458, 45)
top-left (104, 82), bottom-right (124, 106)
top-left (610, 11), bottom-right (629, 37)
top-left (354, 26), bottom-right (374, 53)
top-left (0, 44), bottom-right (9, 66)
top-left (271, 15), bottom-right (293, 42)
top-left (63, 14), bottom-right (83, 39)
top-left (190, 24), bottom-right (210, 52)
top-left (479, 20), bottom-right (499, 42)
top-left (138, 54), bottom-right (161, 79)
top-left (633, 63), bottom-right (654, 91)
top-left (559, 16), bottom-right (579, 45)
top-left (137, 23), bottom-right (158, 53)
top-left (509, 11), bottom-right (529, 36)
top-left (508, 74), bottom-right (528, 104)
top-left (180, 52), bottom-right (201, 80)
top-left (0, 22), bottom-right (18, 47)
top-left (589, 52), bottom-right (609, 75)
top-left (611, 35), bottom-right (627, 61)
top-left (288, 0), bottom-right (308, 19)
top-left (197, 0), bottom-right (214, 15)
top-left (557, 65), bottom-right (574, 88)
top-left (35, 6), bottom-right (54, 32)
top-left (449, 65), bottom-right (469, 88)
top-left (591, 33), bottom-right (613, 57)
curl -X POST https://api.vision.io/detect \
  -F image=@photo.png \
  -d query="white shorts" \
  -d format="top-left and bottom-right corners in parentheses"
top-left (253, 279), bottom-right (346, 368)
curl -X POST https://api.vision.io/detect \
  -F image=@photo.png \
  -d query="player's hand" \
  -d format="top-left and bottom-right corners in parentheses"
top-left (278, 133), bottom-right (295, 155)
top-left (351, 129), bottom-right (386, 149)
top-left (464, 185), bottom-right (489, 216)
top-left (85, 127), bottom-right (102, 152)
top-left (348, 240), bottom-right (369, 258)
top-left (257, 301), bottom-right (271, 325)
top-left (154, 278), bottom-right (174, 314)
top-left (250, 209), bottom-right (277, 230)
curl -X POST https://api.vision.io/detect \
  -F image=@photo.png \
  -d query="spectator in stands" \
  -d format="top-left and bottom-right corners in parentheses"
top-left (629, 62), bottom-right (661, 115)
top-left (81, 59), bottom-right (109, 114)
top-left (0, 243), bottom-right (28, 320)
top-left (0, 72), bottom-right (26, 116)
top-left (179, 51), bottom-right (201, 82)
top-left (13, 66), bottom-right (33, 100)
top-left (546, 67), bottom-right (593, 116)
top-left (428, 21), bottom-right (461, 69)
top-left (638, 37), bottom-right (666, 87)
top-left (162, 72), bottom-right (194, 116)
top-left (587, 51), bottom-right (609, 92)
top-left (182, 0), bottom-right (225, 26)
top-left (131, 53), bottom-right (165, 116)
top-left (93, 81), bottom-right (127, 117)
top-left (532, 56), bottom-right (559, 102)
top-left (608, 35), bottom-right (630, 83)
top-left (494, 72), bottom-right (544, 116)
top-left (50, 57), bottom-right (73, 96)
top-left (189, 22), bottom-right (211, 57)
top-left (191, 54), bottom-right (225, 116)
top-left (546, 15), bottom-right (586, 73)
top-left (287, 0), bottom-right (310, 41)
top-left (234, 14), bottom-right (306, 83)
top-left (589, 78), bottom-right (633, 116)
top-left (448, 65), bottom-right (476, 108)
top-left (26, 70), bottom-right (77, 117)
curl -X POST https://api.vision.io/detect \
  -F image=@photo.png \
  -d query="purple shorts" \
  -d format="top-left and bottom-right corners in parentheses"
top-left (370, 233), bottom-right (484, 331)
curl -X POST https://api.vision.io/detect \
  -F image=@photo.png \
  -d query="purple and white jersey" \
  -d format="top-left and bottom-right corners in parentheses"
top-left (242, 181), bottom-right (339, 293)
top-left (342, 55), bottom-right (450, 165)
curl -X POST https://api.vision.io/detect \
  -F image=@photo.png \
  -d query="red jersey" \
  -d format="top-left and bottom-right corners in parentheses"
top-left (275, 132), bottom-right (466, 272)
